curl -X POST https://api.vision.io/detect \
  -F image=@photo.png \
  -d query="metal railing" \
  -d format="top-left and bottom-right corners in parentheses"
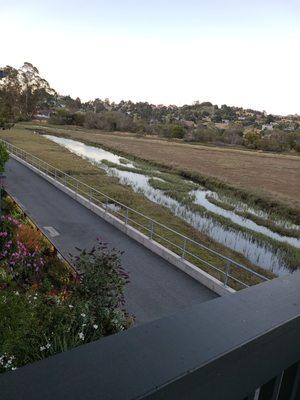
top-left (2, 139), bottom-right (270, 290)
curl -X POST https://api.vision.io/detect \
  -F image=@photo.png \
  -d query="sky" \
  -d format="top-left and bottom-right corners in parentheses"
top-left (1, 0), bottom-right (299, 115)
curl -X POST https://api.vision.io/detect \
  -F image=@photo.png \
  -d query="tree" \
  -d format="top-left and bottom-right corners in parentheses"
top-left (243, 129), bottom-right (261, 149)
top-left (19, 62), bottom-right (56, 118)
top-left (0, 62), bottom-right (56, 122)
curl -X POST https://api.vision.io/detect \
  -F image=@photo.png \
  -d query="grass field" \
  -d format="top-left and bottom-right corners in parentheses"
top-left (0, 125), bottom-right (279, 289)
top-left (22, 122), bottom-right (300, 222)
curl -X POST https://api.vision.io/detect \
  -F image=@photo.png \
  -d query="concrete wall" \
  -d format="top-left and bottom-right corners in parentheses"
top-left (10, 154), bottom-right (235, 296)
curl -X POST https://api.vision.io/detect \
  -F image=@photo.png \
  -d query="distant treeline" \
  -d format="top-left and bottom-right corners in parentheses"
top-left (49, 108), bottom-right (300, 153)
top-left (1, 62), bottom-right (299, 153)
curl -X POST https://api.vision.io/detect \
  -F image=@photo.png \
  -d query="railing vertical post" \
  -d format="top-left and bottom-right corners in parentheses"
top-left (181, 238), bottom-right (187, 259)
top-left (224, 261), bottom-right (230, 287)
top-left (105, 198), bottom-right (108, 212)
top-left (125, 208), bottom-right (128, 225)
top-left (150, 221), bottom-right (154, 240)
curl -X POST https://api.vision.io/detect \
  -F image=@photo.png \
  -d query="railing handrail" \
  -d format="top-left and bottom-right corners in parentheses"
top-left (0, 272), bottom-right (299, 400)
top-left (1, 138), bottom-right (270, 288)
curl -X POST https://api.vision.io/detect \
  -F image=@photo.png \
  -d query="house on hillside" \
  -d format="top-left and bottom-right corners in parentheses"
top-left (261, 123), bottom-right (278, 131)
top-left (0, 70), bottom-right (6, 79)
top-left (34, 110), bottom-right (52, 119)
top-left (181, 120), bottom-right (196, 128)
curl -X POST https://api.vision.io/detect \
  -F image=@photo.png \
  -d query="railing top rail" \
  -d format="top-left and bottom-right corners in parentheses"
top-left (2, 138), bottom-right (269, 283)
top-left (0, 272), bottom-right (298, 400)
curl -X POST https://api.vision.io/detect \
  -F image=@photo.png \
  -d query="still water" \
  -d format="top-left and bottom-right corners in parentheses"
top-left (43, 135), bottom-right (300, 275)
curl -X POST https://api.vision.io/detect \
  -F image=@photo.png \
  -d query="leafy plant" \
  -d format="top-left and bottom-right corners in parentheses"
top-left (0, 142), bottom-right (8, 173)
top-left (71, 240), bottom-right (131, 334)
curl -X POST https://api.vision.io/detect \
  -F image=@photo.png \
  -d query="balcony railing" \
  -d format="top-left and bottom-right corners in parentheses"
top-left (0, 271), bottom-right (299, 399)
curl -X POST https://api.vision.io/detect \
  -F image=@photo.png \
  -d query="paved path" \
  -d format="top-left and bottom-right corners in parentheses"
top-left (5, 158), bottom-right (217, 324)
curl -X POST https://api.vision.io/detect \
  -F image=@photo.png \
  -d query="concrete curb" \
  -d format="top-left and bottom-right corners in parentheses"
top-left (10, 154), bottom-right (235, 296)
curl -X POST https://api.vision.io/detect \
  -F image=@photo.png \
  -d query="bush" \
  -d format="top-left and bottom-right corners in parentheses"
top-left (243, 129), bottom-right (262, 149)
top-left (49, 110), bottom-right (84, 126)
top-left (71, 240), bottom-right (131, 334)
top-left (84, 111), bottom-right (133, 132)
top-left (0, 142), bottom-right (9, 173)
top-left (156, 123), bottom-right (186, 139)
top-left (0, 224), bottom-right (132, 371)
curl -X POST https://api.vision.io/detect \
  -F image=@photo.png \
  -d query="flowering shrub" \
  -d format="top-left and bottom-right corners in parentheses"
top-left (0, 217), bottom-right (46, 286)
top-left (8, 240), bottom-right (45, 285)
top-left (0, 194), bottom-right (131, 371)
top-left (17, 224), bottom-right (44, 252)
top-left (71, 239), bottom-right (131, 335)
top-left (0, 215), bottom-right (20, 250)
top-left (0, 206), bottom-right (131, 372)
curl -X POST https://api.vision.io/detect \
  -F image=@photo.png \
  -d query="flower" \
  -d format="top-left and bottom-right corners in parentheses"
top-left (40, 346), bottom-right (46, 351)
top-left (46, 343), bottom-right (51, 349)
top-left (93, 324), bottom-right (98, 330)
top-left (80, 313), bottom-right (86, 318)
top-left (68, 304), bottom-right (74, 309)
top-left (78, 332), bottom-right (85, 341)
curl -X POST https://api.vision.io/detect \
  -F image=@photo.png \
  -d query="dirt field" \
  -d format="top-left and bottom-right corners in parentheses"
top-left (23, 123), bottom-right (300, 212)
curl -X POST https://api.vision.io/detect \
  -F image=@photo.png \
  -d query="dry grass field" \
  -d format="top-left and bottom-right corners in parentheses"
top-left (23, 122), bottom-right (300, 215)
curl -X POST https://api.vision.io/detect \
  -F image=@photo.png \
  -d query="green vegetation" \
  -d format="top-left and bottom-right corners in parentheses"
top-left (0, 63), bottom-right (55, 126)
top-left (1, 62), bottom-right (299, 153)
top-left (205, 194), bottom-right (300, 238)
top-left (0, 142), bottom-right (8, 172)
top-left (0, 195), bottom-right (131, 372)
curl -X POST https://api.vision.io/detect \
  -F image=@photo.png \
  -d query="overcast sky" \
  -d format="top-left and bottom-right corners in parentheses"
top-left (1, 0), bottom-right (299, 114)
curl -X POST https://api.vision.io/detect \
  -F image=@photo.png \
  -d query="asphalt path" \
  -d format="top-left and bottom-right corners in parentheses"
top-left (5, 158), bottom-right (217, 324)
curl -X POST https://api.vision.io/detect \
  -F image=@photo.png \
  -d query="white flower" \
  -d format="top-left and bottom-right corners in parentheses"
top-left (33, 296), bottom-right (37, 300)
top-left (40, 346), bottom-right (46, 351)
top-left (46, 343), bottom-right (51, 349)
top-left (11, 367), bottom-right (17, 371)
top-left (80, 313), bottom-right (86, 318)
top-left (82, 323), bottom-right (86, 327)
top-left (68, 304), bottom-right (74, 309)
top-left (78, 332), bottom-right (85, 341)
top-left (93, 324), bottom-right (98, 330)
top-left (15, 291), bottom-right (19, 296)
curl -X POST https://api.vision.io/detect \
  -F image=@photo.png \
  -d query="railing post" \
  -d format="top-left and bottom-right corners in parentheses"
top-left (105, 198), bottom-right (108, 212)
top-left (125, 208), bottom-right (128, 225)
top-left (224, 261), bottom-right (230, 287)
top-left (181, 238), bottom-right (187, 259)
top-left (149, 221), bottom-right (154, 240)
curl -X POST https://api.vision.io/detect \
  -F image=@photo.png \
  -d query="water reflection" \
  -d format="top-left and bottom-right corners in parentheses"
top-left (43, 134), bottom-right (299, 275)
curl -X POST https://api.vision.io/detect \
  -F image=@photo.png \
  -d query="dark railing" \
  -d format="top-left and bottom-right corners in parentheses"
top-left (0, 272), bottom-right (299, 400)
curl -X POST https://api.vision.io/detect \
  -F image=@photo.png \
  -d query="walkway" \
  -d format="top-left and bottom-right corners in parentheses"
top-left (5, 158), bottom-right (217, 324)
